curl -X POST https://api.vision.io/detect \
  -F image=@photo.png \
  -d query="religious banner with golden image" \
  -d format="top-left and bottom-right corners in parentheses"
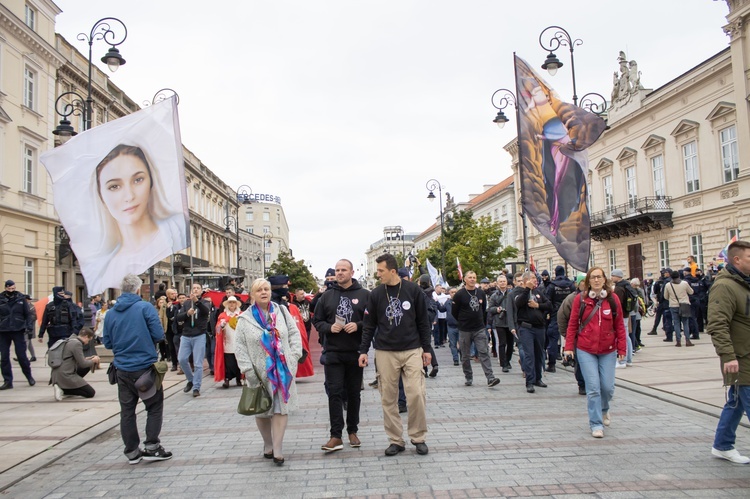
top-left (514, 55), bottom-right (606, 271)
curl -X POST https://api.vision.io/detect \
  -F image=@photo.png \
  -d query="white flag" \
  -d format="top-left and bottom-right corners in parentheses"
top-left (40, 97), bottom-right (190, 294)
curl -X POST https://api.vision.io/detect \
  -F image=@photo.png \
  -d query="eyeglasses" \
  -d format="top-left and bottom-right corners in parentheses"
top-left (589, 275), bottom-right (605, 280)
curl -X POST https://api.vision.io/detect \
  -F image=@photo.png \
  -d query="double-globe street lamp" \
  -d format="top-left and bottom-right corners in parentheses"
top-left (425, 179), bottom-right (447, 278)
top-left (53, 17), bottom-right (128, 142)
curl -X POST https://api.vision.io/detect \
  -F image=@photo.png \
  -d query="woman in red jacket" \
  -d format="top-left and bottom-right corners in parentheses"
top-left (564, 267), bottom-right (626, 438)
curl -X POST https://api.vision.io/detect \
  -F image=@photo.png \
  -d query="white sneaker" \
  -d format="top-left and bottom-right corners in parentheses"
top-left (626, 362), bottom-right (633, 367)
top-left (603, 412), bottom-right (611, 426)
top-left (53, 384), bottom-right (63, 401)
top-left (592, 429), bottom-right (604, 438)
top-left (712, 447), bottom-right (750, 464)
top-left (615, 362), bottom-right (626, 369)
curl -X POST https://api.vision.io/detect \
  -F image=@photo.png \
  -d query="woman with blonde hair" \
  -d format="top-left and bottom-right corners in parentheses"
top-left (235, 278), bottom-right (303, 465)
top-left (564, 267), bottom-right (627, 438)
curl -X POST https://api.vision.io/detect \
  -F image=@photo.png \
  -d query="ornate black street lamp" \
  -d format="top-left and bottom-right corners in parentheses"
top-left (538, 25), bottom-right (607, 115)
top-left (491, 88), bottom-right (517, 129)
top-left (224, 215), bottom-right (240, 274)
top-left (426, 179), bottom-right (446, 278)
top-left (52, 17), bottom-right (128, 141)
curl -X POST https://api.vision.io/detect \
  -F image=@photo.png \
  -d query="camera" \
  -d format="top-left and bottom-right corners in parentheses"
top-left (562, 354), bottom-right (575, 368)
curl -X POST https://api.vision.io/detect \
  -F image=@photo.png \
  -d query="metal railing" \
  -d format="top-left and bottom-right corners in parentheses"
top-left (590, 196), bottom-right (672, 225)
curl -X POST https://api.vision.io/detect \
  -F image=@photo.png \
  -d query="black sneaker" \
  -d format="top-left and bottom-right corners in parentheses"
top-left (578, 386), bottom-right (587, 395)
top-left (183, 381), bottom-right (193, 393)
top-left (368, 379), bottom-right (378, 388)
top-left (545, 365), bottom-right (556, 373)
top-left (398, 404), bottom-right (407, 413)
top-left (193, 389), bottom-right (200, 397)
top-left (428, 367), bottom-right (439, 378)
top-left (142, 446), bottom-right (173, 462)
top-left (502, 366), bottom-right (510, 373)
top-left (487, 378), bottom-right (500, 387)
top-left (453, 360), bottom-right (459, 366)
top-left (128, 451), bottom-right (143, 465)
top-left (384, 444), bottom-right (405, 456)
top-left (413, 442), bottom-right (429, 455)
top-left (464, 379), bottom-right (473, 386)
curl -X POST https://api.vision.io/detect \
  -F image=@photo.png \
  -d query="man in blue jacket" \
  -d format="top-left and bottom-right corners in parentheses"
top-left (103, 274), bottom-right (172, 465)
top-left (0, 280), bottom-right (35, 389)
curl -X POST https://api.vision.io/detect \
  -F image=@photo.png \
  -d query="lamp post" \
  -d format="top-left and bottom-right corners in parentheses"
top-left (53, 17), bottom-right (128, 142)
top-left (223, 215), bottom-right (240, 274)
top-left (425, 179), bottom-right (446, 278)
top-left (264, 231), bottom-right (274, 271)
top-left (236, 184), bottom-right (254, 204)
top-left (538, 25), bottom-right (607, 115)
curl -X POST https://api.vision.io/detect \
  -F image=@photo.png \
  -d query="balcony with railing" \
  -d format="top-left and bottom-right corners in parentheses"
top-left (590, 196), bottom-right (673, 241)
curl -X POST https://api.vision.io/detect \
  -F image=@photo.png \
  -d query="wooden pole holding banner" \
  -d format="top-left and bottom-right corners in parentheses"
top-left (512, 53), bottom-right (530, 269)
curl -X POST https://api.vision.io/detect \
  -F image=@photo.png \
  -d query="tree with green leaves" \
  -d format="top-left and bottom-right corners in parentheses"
top-left (266, 250), bottom-right (317, 292)
top-left (417, 209), bottom-right (518, 285)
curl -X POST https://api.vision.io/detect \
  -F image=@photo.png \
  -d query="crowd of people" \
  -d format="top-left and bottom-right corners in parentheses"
top-left (1, 241), bottom-right (749, 466)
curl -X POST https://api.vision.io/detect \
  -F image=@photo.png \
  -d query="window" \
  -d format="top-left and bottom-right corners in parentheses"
top-left (603, 176), bottom-right (614, 212)
top-left (586, 181), bottom-right (592, 210)
top-left (589, 252), bottom-right (595, 269)
top-left (24, 259), bottom-right (33, 297)
top-left (23, 67), bottom-right (36, 110)
top-left (625, 167), bottom-right (637, 207)
top-left (24, 230), bottom-right (37, 247)
top-left (720, 125), bottom-right (739, 183)
top-left (263, 226), bottom-right (270, 234)
top-left (690, 235), bottom-right (704, 269)
top-left (277, 213), bottom-right (280, 222)
top-left (608, 249), bottom-right (616, 273)
top-left (23, 145), bottom-right (34, 193)
top-left (493, 208), bottom-right (499, 221)
top-left (547, 258), bottom-right (553, 272)
top-left (265, 253), bottom-right (271, 264)
top-left (265, 240), bottom-right (271, 248)
top-left (683, 141), bottom-right (700, 193)
top-left (246, 226), bottom-right (254, 234)
top-left (502, 204), bottom-right (508, 216)
top-left (245, 211), bottom-right (254, 221)
top-left (263, 212), bottom-right (270, 221)
top-left (24, 4), bottom-right (36, 30)
top-left (728, 228), bottom-right (740, 242)
top-left (658, 240), bottom-right (669, 270)
top-left (651, 155), bottom-right (665, 198)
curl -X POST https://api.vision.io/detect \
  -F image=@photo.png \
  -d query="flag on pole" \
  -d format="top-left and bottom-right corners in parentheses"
top-left (40, 97), bottom-right (190, 294)
top-left (514, 55), bottom-right (606, 271)
top-left (718, 234), bottom-right (739, 260)
top-left (529, 255), bottom-right (536, 273)
top-left (425, 258), bottom-right (441, 289)
top-left (456, 257), bottom-right (464, 281)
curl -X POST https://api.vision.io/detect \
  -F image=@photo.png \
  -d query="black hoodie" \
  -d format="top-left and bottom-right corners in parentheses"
top-left (313, 279), bottom-right (369, 353)
top-left (39, 286), bottom-right (80, 338)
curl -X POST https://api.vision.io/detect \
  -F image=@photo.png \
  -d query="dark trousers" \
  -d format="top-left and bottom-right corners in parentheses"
top-left (518, 325), bottom-right (544, 384)
top-left (324, 351), bottom-right (363, 438)
top-left (437, 319), bottom-right (448, 344)
top-left (63, 384), bottom-right (95, 398)
top-left (166, 331), bottom-right (178, 368)
top-left (0, 330), bottom-right (31, 383)
top-left (546, 320), bottom-right (560, 367)
top-left (661, 306), bottom-right (674, 339)
top-left (689, 302), bottom-right (701, 337)
top-left (431, 322), bottom-right (441, 346)
top-left (116, 367), bottom-right (164, 458)
top-left (206, 335), bottom-right (215, 371)
top-left (493, 327), bottom-right (514, 367)
top-left (574, 360), bottom-right (585, 389)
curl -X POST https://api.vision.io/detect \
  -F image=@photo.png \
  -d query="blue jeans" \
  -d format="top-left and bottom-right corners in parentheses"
top-left (178, 334), bottom-right (206, 391)
top-left (447, 326), bottom-right (459, 362)
top-left (576, 349), bottom-right (617, 431)
top-left (670, 307), bottom-right (690, 342)
top-left (621, 318), bottom-right (633, 365)
top-left (714, 385), bottom-right (750, 451)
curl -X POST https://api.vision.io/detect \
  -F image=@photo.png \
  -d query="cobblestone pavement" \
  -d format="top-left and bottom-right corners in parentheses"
top-left (3, 342), bottom-right (750, 499)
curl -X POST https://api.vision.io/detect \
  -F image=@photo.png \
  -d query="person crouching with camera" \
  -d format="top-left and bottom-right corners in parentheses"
top-left (564, 267), bottom-right (626, 439)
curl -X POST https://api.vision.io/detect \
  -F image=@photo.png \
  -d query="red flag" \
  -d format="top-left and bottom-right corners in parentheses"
top-left (529, 255), bottom-right (536, 273)
top-left (456, 257), bottom-right (464, 281)
top-left (514, 55), bottom-right (605, 271)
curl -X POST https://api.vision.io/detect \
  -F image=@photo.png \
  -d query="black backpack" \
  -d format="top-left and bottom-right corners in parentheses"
top-left (617, 281), bottom-right (638, 314)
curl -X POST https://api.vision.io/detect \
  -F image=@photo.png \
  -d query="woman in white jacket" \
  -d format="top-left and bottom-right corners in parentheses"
top-left (235, 278), bottom-right (303, 465)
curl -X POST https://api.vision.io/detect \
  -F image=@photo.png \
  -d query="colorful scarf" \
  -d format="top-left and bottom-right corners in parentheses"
top-left (251, 302), bottom-right (293, 403)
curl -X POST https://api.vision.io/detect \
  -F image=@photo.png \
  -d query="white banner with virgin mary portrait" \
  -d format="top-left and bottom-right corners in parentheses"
top-left (40, 97), bottom-right (190, 294)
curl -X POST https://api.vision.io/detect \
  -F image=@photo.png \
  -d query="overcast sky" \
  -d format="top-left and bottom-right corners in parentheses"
top-left (54, 0), bottom-right (730, 280)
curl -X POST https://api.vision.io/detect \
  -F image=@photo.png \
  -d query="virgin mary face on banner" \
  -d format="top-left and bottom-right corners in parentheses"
top-left (90, 144), bottom-right (187, 291)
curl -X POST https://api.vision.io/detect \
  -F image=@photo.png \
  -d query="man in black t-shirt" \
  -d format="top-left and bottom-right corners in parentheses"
top-left (452, 271), bottom-right (499, 388)
top-left (359, 254), bottom-right (431, 457)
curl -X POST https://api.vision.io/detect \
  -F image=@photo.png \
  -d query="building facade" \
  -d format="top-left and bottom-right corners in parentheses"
top-left (240, 193), bottom-right (290, 272)
top-left (509, 3), bottom-right (750, 278)
top-left (364, 226), bottom-right (418, 287)
top-left (0, 0), bottom-right (64, 300)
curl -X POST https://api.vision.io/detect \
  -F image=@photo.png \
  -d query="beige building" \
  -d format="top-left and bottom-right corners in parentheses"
top-left (0, 1), bottom-right (65, 299)
top-left (364, 226), bottom-right (418, 288)
top-left (508, 3), bottom-right (750, 279)
top-left (240, 194), bottom-right (290, 272)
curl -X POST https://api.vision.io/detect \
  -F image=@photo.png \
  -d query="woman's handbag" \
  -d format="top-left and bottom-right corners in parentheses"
top-left (679, 302), bottom-right (692, 318)
top-left (237, 364), bottom-right (272, 416)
